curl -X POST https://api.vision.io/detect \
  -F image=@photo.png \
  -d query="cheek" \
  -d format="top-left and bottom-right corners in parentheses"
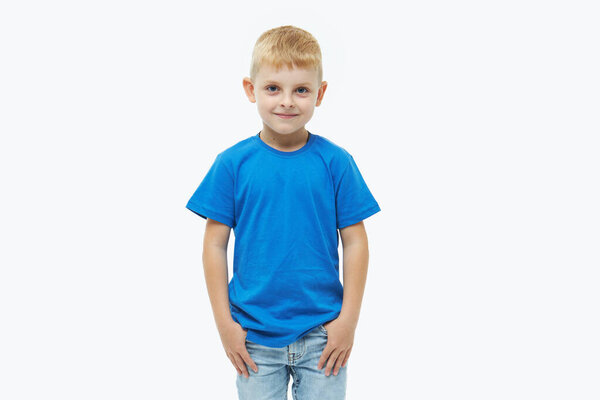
top-left (254, 96), bottom-right (267, 108)
top-left (298, 98), bottom-right (316, 111)
top-left (256, 96), bottom-right (276, 109)
top-left (256, 101), bottom-right (276, 119)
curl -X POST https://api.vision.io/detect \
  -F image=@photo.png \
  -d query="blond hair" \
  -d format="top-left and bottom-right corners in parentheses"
top-left (250, 25), bottom-right (323, 85)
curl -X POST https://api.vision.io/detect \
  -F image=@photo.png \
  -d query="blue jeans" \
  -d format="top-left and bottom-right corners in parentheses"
top-left (236, 324), bottom-right (348, 400)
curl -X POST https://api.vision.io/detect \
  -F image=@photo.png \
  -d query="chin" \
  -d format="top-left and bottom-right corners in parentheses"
top-left (266, 124), bottom-right (303, 135)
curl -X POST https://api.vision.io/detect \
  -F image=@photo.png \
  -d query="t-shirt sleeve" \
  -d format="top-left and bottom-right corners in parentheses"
top-left (185, 152), bottom-right (235, 228)
top-left (335, 155), bottom-right (381, 229)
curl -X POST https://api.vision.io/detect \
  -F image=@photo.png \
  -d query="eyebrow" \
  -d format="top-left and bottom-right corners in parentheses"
top-left (264, 81), bottom-right (314, 87)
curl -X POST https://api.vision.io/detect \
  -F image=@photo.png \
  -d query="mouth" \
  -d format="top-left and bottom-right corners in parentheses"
top-left (275, 113), bottom-right (298, 119)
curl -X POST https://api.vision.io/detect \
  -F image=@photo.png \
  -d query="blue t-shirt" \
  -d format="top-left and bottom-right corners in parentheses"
top-left (186, 131), bottom-right (381, 347)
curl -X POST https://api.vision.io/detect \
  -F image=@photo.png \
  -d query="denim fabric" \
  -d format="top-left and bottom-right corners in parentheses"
top-left (236, 324), bottom-right (347, 400)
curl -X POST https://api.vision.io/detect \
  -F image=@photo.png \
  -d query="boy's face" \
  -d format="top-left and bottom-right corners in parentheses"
top-left (243, 63), bottom-right (327, 137)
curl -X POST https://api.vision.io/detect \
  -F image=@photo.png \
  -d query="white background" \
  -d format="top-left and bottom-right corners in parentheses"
top-left (1, 0), bottom-right (599, 399)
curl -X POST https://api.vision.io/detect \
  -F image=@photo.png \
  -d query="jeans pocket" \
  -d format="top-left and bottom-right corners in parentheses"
top-left (318, 324), bottom-right (328, 336)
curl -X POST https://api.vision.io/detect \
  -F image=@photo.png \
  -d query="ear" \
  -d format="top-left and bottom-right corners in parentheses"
top-left (315, 81), bottom-right (328, 107)
top-left (243, 77), bottom-right (256, 103)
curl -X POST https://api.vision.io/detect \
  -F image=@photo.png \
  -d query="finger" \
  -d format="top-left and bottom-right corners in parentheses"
top-left (341, 347), bottom-right (352, 367)
top-left (317, 345), bottom-right (333, 370)
top-left (332, 350), bottom-right (346, 376)
top-left (227, 352), bottom-right (243, 375)
top-left (325, 349), bottom-right (342, 376)
top-left (232, 352), bottom-right (249, 378)
top-left (241, 350), bottom-right (258, 373)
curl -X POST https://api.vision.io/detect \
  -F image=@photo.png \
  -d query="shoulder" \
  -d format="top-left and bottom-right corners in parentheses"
top-left (211, 134), bottom-right (257, 169)
top-left (218, 135), bottom-right (255, 158)
top-left (313, 134), bottom-right (351, 158)
top-left (311, 133), bottom-right (353, 172)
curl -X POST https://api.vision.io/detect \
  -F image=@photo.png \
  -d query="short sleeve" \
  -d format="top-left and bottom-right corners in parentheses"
top-left (335, 155), bottom-right (381, 229)
top-left (186, 153), bottom-right (235, 228)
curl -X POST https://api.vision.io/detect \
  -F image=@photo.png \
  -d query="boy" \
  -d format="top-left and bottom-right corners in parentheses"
top-left (186, 25), bottom-right (380, 399)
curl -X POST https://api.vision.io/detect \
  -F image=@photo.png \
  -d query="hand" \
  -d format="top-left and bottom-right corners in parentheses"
top-left (317, 317), bottom-right (356, 376)
top-left (218, 320), bottom-right (258, 378)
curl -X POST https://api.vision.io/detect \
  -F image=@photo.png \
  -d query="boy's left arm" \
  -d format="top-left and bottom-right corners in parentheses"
top-left (318, 220), bottom-right (369, 376)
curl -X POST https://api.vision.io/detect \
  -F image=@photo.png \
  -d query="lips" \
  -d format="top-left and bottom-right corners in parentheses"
top-left (276, 113), bottom-right (298, 119)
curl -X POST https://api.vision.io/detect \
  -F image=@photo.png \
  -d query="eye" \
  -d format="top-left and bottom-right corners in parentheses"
top-left (266, 85), bottom-right (278, 92)
top-left (297, 87), bottom-right (309, 94)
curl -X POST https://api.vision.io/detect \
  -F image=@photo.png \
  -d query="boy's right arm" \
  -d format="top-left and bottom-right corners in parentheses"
top-left (202, 218), bottom-right (258, 378)
top-left (202, 218), bottom-right (235, 330)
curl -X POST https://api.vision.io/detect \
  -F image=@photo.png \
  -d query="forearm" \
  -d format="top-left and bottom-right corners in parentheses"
top-left (338, 240), bottom-right (369, 328)
top-left (202, 245), bottom-right (235, 331)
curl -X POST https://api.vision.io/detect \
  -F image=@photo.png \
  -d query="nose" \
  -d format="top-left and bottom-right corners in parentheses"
top-left (280, 92), bottom-right (294, 108)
